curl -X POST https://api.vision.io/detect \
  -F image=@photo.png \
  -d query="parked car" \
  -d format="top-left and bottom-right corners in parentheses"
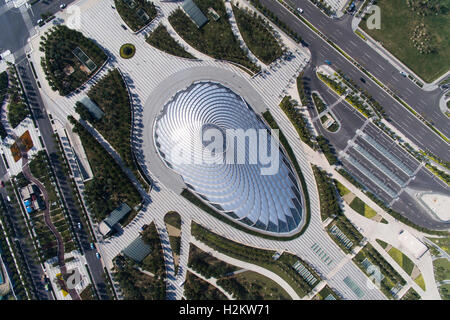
top-left (60, 4), bottom-right (66, 9)
top-left (37, 19), bottom-right (43, 24)
top-left (77, 222), bottom-right (82, 229)
top-left (400, 71), bottom-right (407, 77)
top-left (360, 77), bottom-right (366, 83)
top-left (324, 59), bottom-right (332, 65)
top-left (6, 196), bottom-right (11, 202)
top-left (121, 24), bottom-right (127, 30)
top-left (90, 243), bottom-right (95, 250)
top-left (296, 7), bottom-right (304, 14)
top-left (95, 252), bottom-right (101, 259)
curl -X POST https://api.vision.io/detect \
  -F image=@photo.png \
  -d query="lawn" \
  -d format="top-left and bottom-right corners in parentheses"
top-left (112, 255), bottom-right (165, 300)
top-left (360, 0), bottom-right (450, 82)
top-left (82, 69), bottom-right (133, 170)
top-left (163, 212), bottom-right (181, 274)
top-left (5, 67), bottom-right (30, 128)
top-left (164, 211), bottom-right (181, 229)
top-left (141, 223), bottom-right (166, 276)
top-left (0, 71), bottom-right (7, 105)
top-left (349, 197), bottom-right (377, 219)
top-left (433, 258), bottom-right (450, 283)
top-left (335, 181), bottom-right (350, 196)
top-left (354, 242), bottom-right (406, 299)
top-left (387, 246), bottom-right (415, 276)
top-left (440, 283), bottom-right (450, 300)
top-left (414, 273), bottom-right (426, 291)
top-left (191, 221), bottom-right (316, 297)
top-left (376, 239), bottom-right (388, 249)
top-left (427, 237), bottom-right (450, 255)
top-left (188, 244), bottom-right (239, 279)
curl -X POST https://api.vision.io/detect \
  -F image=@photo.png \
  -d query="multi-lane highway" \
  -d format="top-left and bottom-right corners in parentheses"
top-left (259, 0), bottom-right (449, 161)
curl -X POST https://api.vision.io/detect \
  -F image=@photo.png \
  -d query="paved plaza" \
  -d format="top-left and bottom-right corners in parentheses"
top-left (24, 0), bottom-right (447, 301)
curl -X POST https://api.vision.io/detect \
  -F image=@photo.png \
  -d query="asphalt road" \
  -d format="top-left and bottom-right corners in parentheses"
top-left (15, 59), bottom-right (110, 300)
top-left (1, 0), bottom-right (109, 299)
top-left (0, 190), bottom-right (53, 300)
top-left (29, 0), bottom-right (77, 25)
top-left (304, 63), bottom-right (449, 229)
top-left (0, 0), bottom-right (30, 54)
top-left (260, 0), bottom-right (450, 161)
top-left (287, 0), bottom-right (448, 133)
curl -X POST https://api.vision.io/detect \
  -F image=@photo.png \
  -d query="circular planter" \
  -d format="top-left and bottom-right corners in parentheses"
top-left (119, 43), bottom-right (136, 59)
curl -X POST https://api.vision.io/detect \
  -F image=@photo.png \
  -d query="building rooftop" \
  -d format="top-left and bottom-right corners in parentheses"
top-left (103, 203), bottom-right (132, 228)
top-left (122, 236), bottom-right (151, 263)
top-left (182, 0), bottom-right (208, 28)
top-left (79, 96), bottom-right (105, 120)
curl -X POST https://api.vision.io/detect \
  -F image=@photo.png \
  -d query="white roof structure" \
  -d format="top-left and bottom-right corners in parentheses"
top-left (398, 230), bottom-right (428, 259)
top-left (154, 82), bottom-right (305, 235)
top-left (98, 221), bottom-right (112, 236)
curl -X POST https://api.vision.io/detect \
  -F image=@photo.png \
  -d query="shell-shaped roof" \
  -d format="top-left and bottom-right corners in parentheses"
top-left (154, 82), bottom-right (304, 234)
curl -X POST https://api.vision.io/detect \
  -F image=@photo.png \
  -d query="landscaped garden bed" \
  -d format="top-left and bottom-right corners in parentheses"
top-left (40, 25), bottom-right (107, 96)
top-left (168, 0), bottom-right (259, 73)
top-left (4, 66), bottom-right (30, 128)
top-left (146, 24), bottom-right (195, 59)
top-left (114, 0), bottom-right (157, 32)
top-left (164, 211), bottom-right (181, 274)
top-left (68, 116), bottom-right (142, 224)
top-left (184, 271), bottom-right (228, 300)
top-left (232, 4), bottom-right (283, 64)
top-left (217, 270), bottom-right (291, 300)
top-left (191, 221), bottom-right (318, 298)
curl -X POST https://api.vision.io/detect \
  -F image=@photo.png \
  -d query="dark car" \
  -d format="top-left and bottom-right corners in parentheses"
top-left (121, 24), bottom-right (127, 30)
top-left (360, 77), bottom-right (366, 83)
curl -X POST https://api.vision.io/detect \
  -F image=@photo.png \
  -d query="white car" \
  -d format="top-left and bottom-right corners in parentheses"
top-left (37, 19), bottom-right (43, 24)
top-left (60, 4), bottom-right (66, 9)
top-left (297, 8), bottom-right (304, 14)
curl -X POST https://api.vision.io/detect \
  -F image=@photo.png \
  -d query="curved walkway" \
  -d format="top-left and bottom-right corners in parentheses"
top-left (187, 267), bottom-right (235, 300)
top-left (191, 238), bottom-right (301, 300)
top-left (17, 139), bottom-right (80, 300)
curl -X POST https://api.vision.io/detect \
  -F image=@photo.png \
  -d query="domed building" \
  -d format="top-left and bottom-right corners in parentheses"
top-left (153, 81), bottom-right (305, 235)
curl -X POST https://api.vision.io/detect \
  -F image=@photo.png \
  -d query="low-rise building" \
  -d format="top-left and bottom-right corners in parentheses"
top-left (98, 203), bottom-right (132, 236)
